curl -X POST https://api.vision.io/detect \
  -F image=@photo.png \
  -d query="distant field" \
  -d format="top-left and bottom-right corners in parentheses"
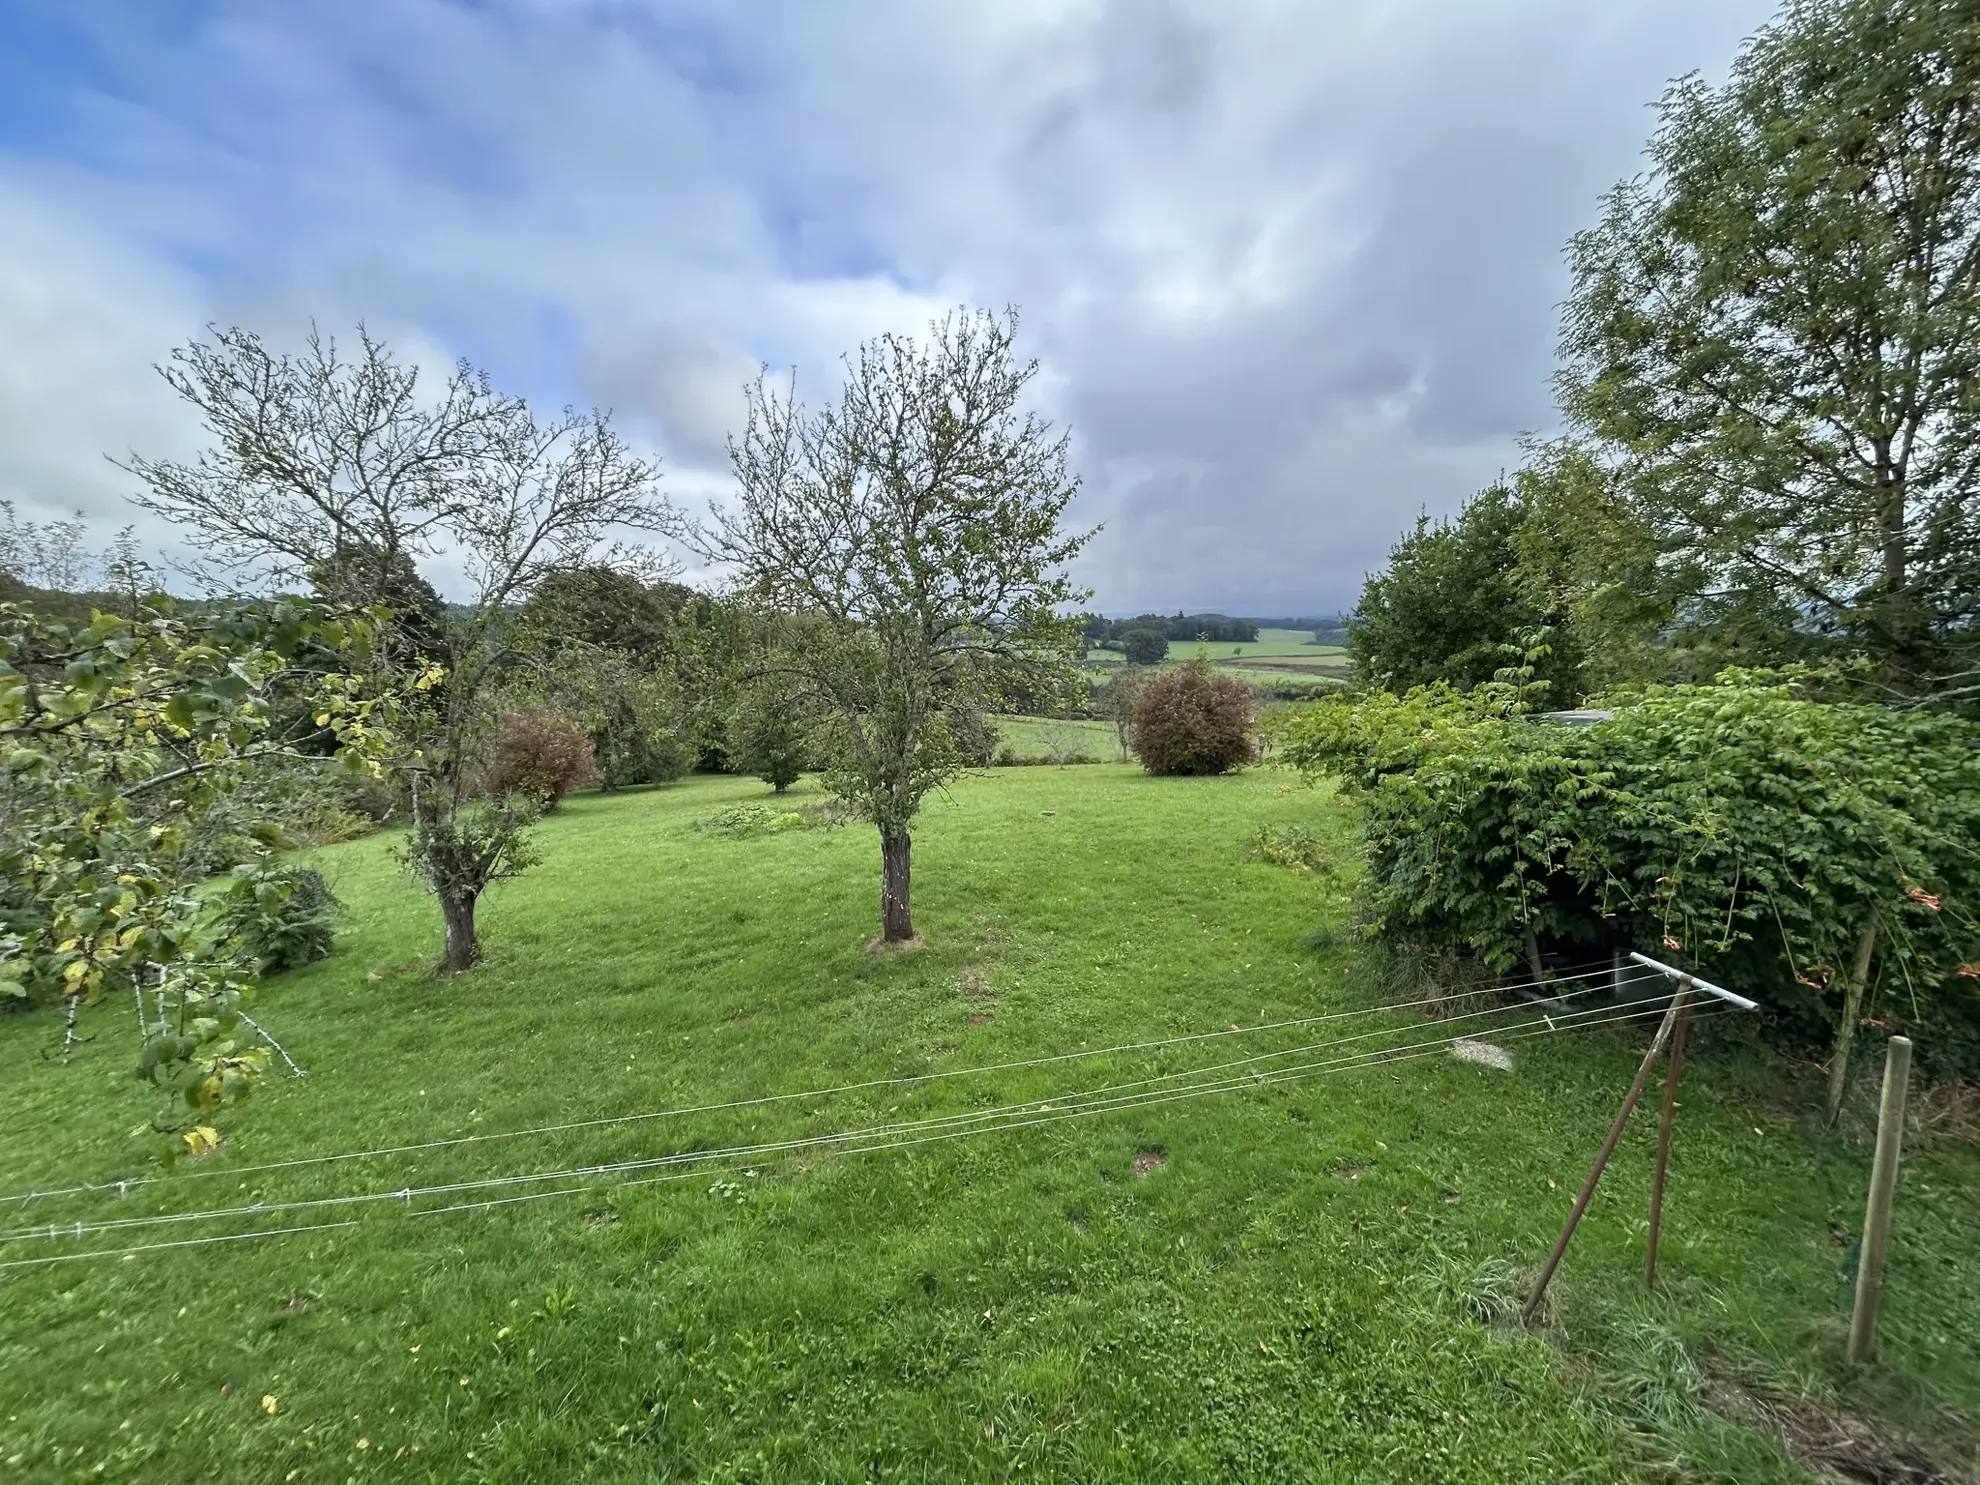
top-left (1080, 642), bottom-right (1352, 691)
top-left (992, 714), bottom-right (1119, 761)
top-left (1255, 627), bottom-right (1317, 644)
top-left (1162, 639), bottom-right (1345, 664)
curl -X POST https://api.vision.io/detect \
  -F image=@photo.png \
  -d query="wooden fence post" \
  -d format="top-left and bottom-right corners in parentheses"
top-left (1847, 1035), bottom-right (1912, 1364)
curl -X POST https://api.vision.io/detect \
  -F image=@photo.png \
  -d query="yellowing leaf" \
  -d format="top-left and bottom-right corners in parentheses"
top-left (183, 1126), bottom-right (222, 1157)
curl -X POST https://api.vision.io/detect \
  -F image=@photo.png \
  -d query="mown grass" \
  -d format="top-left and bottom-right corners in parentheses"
top-left (0, 768), bottom-right (1974, 1483)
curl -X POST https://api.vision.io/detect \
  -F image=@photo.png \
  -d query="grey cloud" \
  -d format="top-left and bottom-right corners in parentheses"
top-left (0, 0), bottom-right (1782, 611)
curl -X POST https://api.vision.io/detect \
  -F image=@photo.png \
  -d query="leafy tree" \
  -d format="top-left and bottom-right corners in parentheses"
top-left (517, 564), bottom-right (682, 661)
top-left (1129, 660), bottom-right (1256, 775)
top-left (502, 642), bottom-right (692, 790)
top-left (310, 543), bottom-right (449, 666)
top-left (706, 309), bottom-right (1092, 944)
top-left (0, 598), bottom-right (383, 1152)
top-left (1104, 664), bottom-right (1150, 761)
top-left (1347, 484), bottom-right (1583, 698)
top-left (209, 862), bottom-right (340, 976)
top-left (1121, 627), bottom-right (1167, 666)
top-left (1559, 0), bottom-right (1980, 704)
top-left (488, 710), bottom-right (600, 808)
top-left (729, 681), bottom-right (811, 792)
top-left (127, 324), bottom-right (670, 973)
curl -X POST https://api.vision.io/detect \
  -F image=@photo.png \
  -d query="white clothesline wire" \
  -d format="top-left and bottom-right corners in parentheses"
top-left (0, 988), bottom-right (1681, 1253)
top-left (0, 958), bottom-right (1647, 1209)
top-left (0, 999), bottom-right (1718, 1274)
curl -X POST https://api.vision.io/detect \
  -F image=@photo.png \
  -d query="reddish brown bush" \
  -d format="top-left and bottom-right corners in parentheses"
top-left (1129, 661), bottom-right (1256, 775)
top-left (488, 710), bottom-right (599, 808)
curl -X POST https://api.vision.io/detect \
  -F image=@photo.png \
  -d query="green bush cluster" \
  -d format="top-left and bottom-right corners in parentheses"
top-left (208, 861), bottom-right (340, 976)
top-left (1279, 675), bottom-right (1980, 1076)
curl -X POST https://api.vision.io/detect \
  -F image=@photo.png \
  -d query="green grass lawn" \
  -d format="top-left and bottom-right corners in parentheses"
top-left (1, 769), bottom-right (1974, 1482)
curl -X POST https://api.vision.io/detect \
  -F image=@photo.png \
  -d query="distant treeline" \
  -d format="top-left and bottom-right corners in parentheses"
top-left (1079, 612), bottom-right (1259, 645)
top-left (1078, 612), bottom-right (1348, 646)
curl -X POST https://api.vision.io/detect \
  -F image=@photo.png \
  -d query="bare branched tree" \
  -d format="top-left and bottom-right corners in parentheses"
top-left (0, 501), bottom-right (92, 591)
top-left (128, 323), bottom-right (674, 972)
top-left (704, 308), bottom-right (1093, 945)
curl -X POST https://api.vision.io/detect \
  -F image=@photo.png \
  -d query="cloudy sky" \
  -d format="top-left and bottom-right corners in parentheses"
top-left (0, 0), bottom-right (1777, 614)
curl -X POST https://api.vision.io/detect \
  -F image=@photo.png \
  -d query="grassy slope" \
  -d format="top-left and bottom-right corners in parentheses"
top-left (0, 770), bottom-right (1974, 1484)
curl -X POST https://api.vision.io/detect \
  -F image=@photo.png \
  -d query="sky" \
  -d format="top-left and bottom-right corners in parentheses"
top-left (0, 0), bottom-right (1778, 615)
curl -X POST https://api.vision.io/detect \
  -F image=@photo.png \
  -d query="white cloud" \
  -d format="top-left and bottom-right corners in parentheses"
top-left (0, 167), bottom-right (206, 536)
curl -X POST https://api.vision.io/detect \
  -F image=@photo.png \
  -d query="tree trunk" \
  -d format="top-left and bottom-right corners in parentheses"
top-left (1825, 921), bottom-right (1878, 1127)
top-left (1523, 922), bottom-right (1549, 986)
top-left (879, 828), bottom-right (914, 943)
top-left (440, 889), bottom-right (480, 975)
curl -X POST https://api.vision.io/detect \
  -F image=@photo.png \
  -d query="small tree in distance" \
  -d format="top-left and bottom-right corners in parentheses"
top-left (1121, 627), bottom-right (1168, 666)
top-left (1106, 665), bottom-right (1149, 762)
top-left (706, 308), bottom-right (1093, 944)
top-left (488, 710), bottom-right (599, 809)
top-left (1130, 660), bottom-right (1256, 775)
top-left (730, 682), bottom-right (810, 793)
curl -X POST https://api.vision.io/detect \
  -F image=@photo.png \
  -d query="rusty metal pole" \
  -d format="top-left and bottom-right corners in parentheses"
top-left (1522, 993), bottom-right (1684, 1325)
top-left (1643, 988), bottom-right (1693, 1287)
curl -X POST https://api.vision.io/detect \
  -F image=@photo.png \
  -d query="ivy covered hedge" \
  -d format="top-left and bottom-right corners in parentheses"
top-left (1278, 675), bottom-right (1980, 1087)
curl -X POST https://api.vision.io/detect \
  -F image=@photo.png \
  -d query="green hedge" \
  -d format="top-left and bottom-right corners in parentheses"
top-left (1278, 675), bottom-right (1980, 1081)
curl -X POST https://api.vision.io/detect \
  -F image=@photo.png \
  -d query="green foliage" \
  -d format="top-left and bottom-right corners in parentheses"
top-left (1129, 660), bottom-right (1256, 776)
top-left (516, 564), bottom-right (682, 660)
top-left (1280, 674), bottom-right (1980, 1068)
top-left (1120, 627), bottom-right (1167, 666)
top-left (1347, 483), bottom-right (1586, 698)
top-left (696, 798), bottom-right (848, 836)
top-left (0, 596), bottom-right (384, 1147)
top-left (946, 707), bottom-right (1000, 769)
top-left (209, 861), bottom-right (339, 975)
top-left (696, 803), bottom-right (808, 837)
top-left (728, 682), bottom-right (812, 791)
top-left (1558, 0), bottom-right (1980, 702)
top-left (1249, 822), bottom-right (1336, 875)
top-left (1082, 611), bottom-right (1260, 644)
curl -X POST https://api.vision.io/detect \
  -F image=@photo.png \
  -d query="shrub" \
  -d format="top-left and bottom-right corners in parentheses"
top-left (1129, 661), bottom-right (1256, 775)
top-left (1278, 674), bottom-right (1980, 1086)
top-left (1121, 628), bottom-right (1168, 666)
top-left (488, 710), bottom-right (599, 808)
top-left (730, 687), bottom-right (812, 791)
top-left (210, 862), bottom-right (339, 975)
